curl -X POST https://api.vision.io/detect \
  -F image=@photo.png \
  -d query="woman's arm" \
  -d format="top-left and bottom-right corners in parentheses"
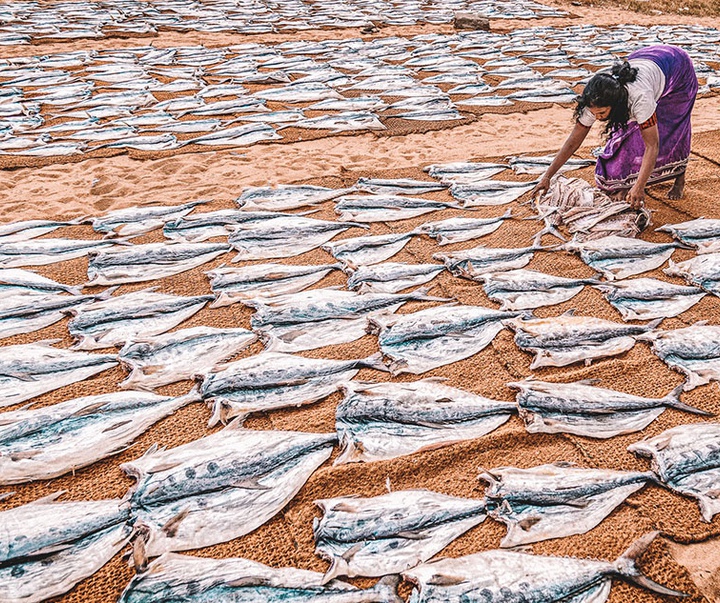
top-left (626, 122), bottom-right (659, 209)
top-left (531, 121), bottom-right (591, 199)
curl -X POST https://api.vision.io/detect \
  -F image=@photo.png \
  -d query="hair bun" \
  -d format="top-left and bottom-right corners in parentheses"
top-left (611, 60), bottom-right (638, 85)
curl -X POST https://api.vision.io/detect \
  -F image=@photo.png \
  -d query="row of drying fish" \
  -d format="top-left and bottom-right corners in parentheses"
top-left (0, 0), bottom-right (567, 46)
top-left (1, 333), bottom-right (716, 486)
top-left (4, 414), bottom-right (716, 600)
top-left (1, 25), bottom-right (718, 160)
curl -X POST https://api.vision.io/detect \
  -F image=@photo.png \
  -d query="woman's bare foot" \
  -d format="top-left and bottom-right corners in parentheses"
top-left (668, 173), bottom-right (685, 200)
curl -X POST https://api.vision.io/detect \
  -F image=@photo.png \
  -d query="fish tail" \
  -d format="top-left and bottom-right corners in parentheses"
top-left (664, 384), bottom-right (714, 416)
top-left (614, 532), bottom-right (687, 597)
top-left (361, 352), bottom-right (390, 372)
top-left (643, 318), bottom-right (664, 332)
top-left (372, 575), bottom-right (404, 602)
top-left (321, 554), bottom-right (350, 584)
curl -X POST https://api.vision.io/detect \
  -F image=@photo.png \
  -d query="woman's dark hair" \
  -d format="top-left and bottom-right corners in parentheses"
top-left (574, 61), bottom-right (638, 136)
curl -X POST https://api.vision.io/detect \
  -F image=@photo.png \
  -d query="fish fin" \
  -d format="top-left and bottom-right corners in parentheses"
top-left (574, 378), bottom-right (602, 386)
top-left (225, 576), bottom-right (273, 588)
top-left (664, 385), bottom-right (714, 416)
top-left (147, 461), bottom-right (182, 474)
top-left (396, 530), bottom-right (431, 540)
top-left (223, 416), bottom-right (248, 430)
top-left (614, 531), bottom-right (688, 597)
top-left (517, 516), bottom-right (543, 531)
top-left (232, 477), bottom-right (271, 491)
top-left (131, 523), bottom-right (151, 573)
top-left (29, 542), bottom-right (75, 556)
top-left (161, 507), bottom-right (190, 538)
top-left (361, 352), bottom-right (390, 372)
top-left (321, 552), bottom-right (352, 584)
top-left (426, 574), bottom-right (468, 587)
top-left (0, 491), bottom-right (13, 502)
top-left (562, 308), bottom-right (576, 316)
top-left (29, 490), bottom-right (66, 504)
top-left (95, 285), bottom-right (120, 300)
top-left (103, 419), bottom-right (133, 433)
top-left (71, 401), bottom-right (110, 417)
top-left (643, 318), bottom-right (664, 332)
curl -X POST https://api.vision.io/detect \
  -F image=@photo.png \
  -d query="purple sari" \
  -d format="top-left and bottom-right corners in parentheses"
top-left (594, 45), bottom-right (698, 193)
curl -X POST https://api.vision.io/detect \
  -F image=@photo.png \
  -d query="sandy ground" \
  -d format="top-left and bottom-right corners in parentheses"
top-left (1, 4), bottom-right (720, 603)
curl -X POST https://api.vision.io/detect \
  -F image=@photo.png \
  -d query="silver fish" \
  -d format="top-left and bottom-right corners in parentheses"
top-left (0, 390), bottom-right (198, 484)
top-left (479, 269), bottom-right (599, 310)
top-left (456, 95), bottom-right (514, 106)
top-left (0, 217), bottom-right (84, 243)
top-left (509, 155), bottom-right (595, 174)
top-left (201, 351), bottom-right (387, 426)
top-left (0, 267), bottom-right (81, 296)
top-left (629, 422), bottom-right (720, 521)
top-left (335, 379), bottom-right (516, 463)
top-left (309, 96), bottom-right (388, 111)
top-left (90, 200), bottom-right (208, 237)
top-left (99, 133), bottom-right (180, 151)
top-left (315, 490), bottom-right (486, 579)
top-left (237, 185), bottom-right (352, 211)
top-left (334, 195), bottom-right (458, 223)
top-left (67, 290), bottom-right (213, 350)
top-left (638, 323), bottom-right (720, 390)
top-left (355, 178), bottom-right (447, 195)
top-left (122, 426), bottom-right (335, 556)
top-left (323, 231), bottom-right (416, 266)
top-left (252, 83), bottom-right (342, 102)
top-left (163, 209), bottom-right (299, 242)
top-left (508, 313), bottom-right (661, 369)
top-left (0, 340), bottom-right (117, 408)
top-left (509, 377), bottom-right (707, 438)
top-left (119, 554), bottom-right (402, 603)
top-left (229, 216), bottom-right (366, 261)
top-left (416, 210), bottom-right (511, 245)
top-left (0, 237), bottom-right (119, 267)
top-left (403, 532), bottom-right (684, 602)
top-left (657, 217), bottom-right (720, 254)
top-left (0, 511), bottom-right (129, 603)
top-left (480, 463), bottom-right (655, 546)
top-left (450, 180), bottom-right (536, 206)
top-left (597, 277), bottom-right (707, 321)
top-left (664, 252), bottom-right (720, 295)
top-left (434, 244), bottom-right (542, 278)
top-left (565, 235), bottom-right (683, 280)
top-left (370, 304), bottom-right (520, 374)
top-left (424, 162), bottom-right (508, 185)
top-left (287, 111), bottom-right (386, 133)
top-left (183, 123), bottom-right (280, 146)
top-left (86, 242), bottom-right (230, 285)
top-left (347, 262), bottom-right (444, 293)
top-left (119, 326), bottom-right (257, 391)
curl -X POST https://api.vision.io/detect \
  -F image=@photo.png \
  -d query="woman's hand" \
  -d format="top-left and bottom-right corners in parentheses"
top-left (531, 175), bottom-right (551, 201)
top-left (626, 184), bottom-right (645, 209)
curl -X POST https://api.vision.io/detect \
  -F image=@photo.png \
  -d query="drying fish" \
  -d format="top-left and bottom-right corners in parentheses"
top-left (100, 133), bottom-right (180, 151)
top-left (508, 312), bottom-right (661, 368)
top-left (323, 231), bottom-right (416, 266)
top-left (509, 377), bottom-right (708, 438)
top-left (403, 532), bottom-right (684, 602)
top-left (347, 262), bottom-right (444, 293)
top-left (665, 252), bottom-right (720, 295)
top-left (163, 209), bottom-right (297, 242)
top-left (122, 427), bottom-right (336, 556)
top-left (253, 83), bottom-right (342, 102)
top-left (287, 111), bottom-right (386, 133)
top-left (309, 96), bottom-right (388, 111)
top-left (335, 379), bottom-right (515, 463)
top-left (638, 323), bottom-right (720, 390)
top-left (0, 237), bottom-right (120, 267)
top-left (657, 217), bottom-right (720, 253)
top-left (0, 287), bottom-right (111, 340)
top-left (86, 242), bottom-right (230, 285)
top-left (237, 185), bottom-right (352, 211)
top-left (119, 554), bottom-right (402, 603)
top-left (417, 210), bottom-right (511, 245)
top-left (597, 277), bottom-right (707, 321)
top-left (479, 269), bottom-right (599, 310)
top-left (0, 389), bottom-right (198, 484)
top-left (207, 263), bottom-right (341, 306)
top-left (334, 195), bottom-right (458, 222)
top-left (0, 496), bottom-right (130, 603)
top-left (355, 177), bottom-right (446, 195)
top-left (0, 217), bottom-right (84, 243)
top-left (90, 200), bottom-right (208, 237)
top-left (424, 161), bottom-right (508, 185)
top-left (394, 108), bottom-right (463, 121)
top-left (0, 341), bottom-right (117, 409)
top-left (314, 490), bottom-right (486, 579)
top-left (565, 235), bottom-right (683, 280)
top-left (247, 287), bottom-right (443, 352)
top-left (201, 352), bottom-right (387, 425)
top-left (480, 463), bottom-right (655, 546)
top-left (629, 423), bottom-right (720, 521)
top-left (0, 267), bottom-right (81, 296)
top-left (434, 243), bottom-right (543, 279)
top-left (119, 326), bottom-right (257, 390)
top-left (450, 180), bottom-right (536, 206)
top-left (509, 154), bottom-right (595, 174)
top-left (183, 123), bottom-right (280, 146)
top-left (370, 304), bottom-right (521, 374)
top-left (456, 95), bottom-right (514, 106)
top-left (229, 216), bottom-right (366, 261)
top-left (67, 290), bottom-right (213, 350)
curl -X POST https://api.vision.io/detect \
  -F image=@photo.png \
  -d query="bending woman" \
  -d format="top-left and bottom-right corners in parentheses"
top-left (532, 44), bottom-right (698, 209)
